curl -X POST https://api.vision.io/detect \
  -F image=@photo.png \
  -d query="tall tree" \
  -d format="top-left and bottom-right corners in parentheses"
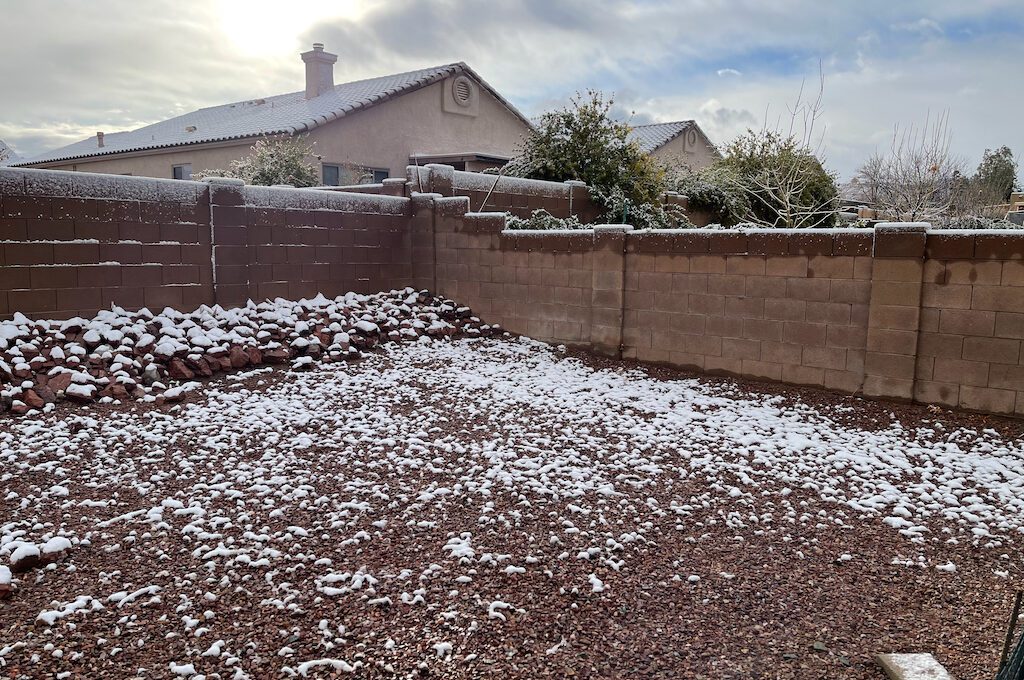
top-left (504, 90), bottom-right (665, 207)
top-left (716, 71), bottom-right (839, 228)
top-left (973, 146), bottom-right (1018, 203)
top-left (853, 112), bottom-right (964, 222)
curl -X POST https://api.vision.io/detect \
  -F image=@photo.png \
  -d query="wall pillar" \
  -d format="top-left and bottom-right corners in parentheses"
top-left (382, 178), bottom-right (407, 197)
top-left (424, 164), bottom-right (454, 197)
top-left (409, 192), bottom-right (440, 292)
top-left (205, 177), bottom-right (248, 307)
top-left (863, 223), bottom-right (928, 400)
top-left (589, 225), bottom-right (631, 357)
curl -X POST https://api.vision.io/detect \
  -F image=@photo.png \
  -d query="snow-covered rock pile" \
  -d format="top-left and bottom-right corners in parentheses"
top-left (0, 289), bottom-right (498, 416)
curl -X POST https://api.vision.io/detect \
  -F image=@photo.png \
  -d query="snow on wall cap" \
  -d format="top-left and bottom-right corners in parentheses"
top-left (503, 228), bottom-right (596, 237)
top-left (203, 177), bottom-right (245, 186)
top-left (564, 180), bottom-right (587, 187)
top-left (594, 224), bottom-right (633, 233)
top-left (875, 222), bottom-right (930, 232)
top-left (465, 211), bottom-right (506, 218)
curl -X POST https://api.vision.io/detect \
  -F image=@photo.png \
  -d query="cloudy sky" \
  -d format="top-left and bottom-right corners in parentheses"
top-left (1, 0), bottom-right (1021, 179)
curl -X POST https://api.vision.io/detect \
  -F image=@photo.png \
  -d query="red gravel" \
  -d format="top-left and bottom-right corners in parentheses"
top-left (0, 337), bottom-right (1021, 679)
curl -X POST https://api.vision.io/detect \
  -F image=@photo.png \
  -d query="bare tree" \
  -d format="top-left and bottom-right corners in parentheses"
top-left (857, 112), bottom-right (965, 223)
top-left (849, 154), bottom-right (886, 207)
top-left (719, 67), bottom-right (839, 228)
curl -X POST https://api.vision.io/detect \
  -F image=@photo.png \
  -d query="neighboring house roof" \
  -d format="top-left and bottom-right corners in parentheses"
top-left (14, 62), bottom-right (530, 167)
top-left (627, 121), bottom-right (696, 153)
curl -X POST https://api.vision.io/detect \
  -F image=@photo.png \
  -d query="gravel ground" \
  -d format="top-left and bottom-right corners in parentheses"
top-left (1, 336), bottom-right (1022, 679)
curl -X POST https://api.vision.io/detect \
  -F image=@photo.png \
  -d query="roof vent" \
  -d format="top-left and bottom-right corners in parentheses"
top-left (452, 75), bottom-right (474, 107)
top-left (185, 125), bottom-right (197, 133)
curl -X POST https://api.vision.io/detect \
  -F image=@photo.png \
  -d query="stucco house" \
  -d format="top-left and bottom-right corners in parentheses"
top-left (627, 121), bottom-right (720, 171)
top-left (13, 44), bottom-right (533, 185)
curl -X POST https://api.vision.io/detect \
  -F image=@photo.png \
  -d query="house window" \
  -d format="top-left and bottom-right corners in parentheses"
top-left (323, 163), bottom-right (341, 186)
top-left (323, 163), bottom-right (388, 185)
top-left (172, 164), bottom-right (192, 180)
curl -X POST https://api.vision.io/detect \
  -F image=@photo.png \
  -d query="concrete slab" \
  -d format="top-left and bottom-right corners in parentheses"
top-left (876, 653), bottom-right (955, 680)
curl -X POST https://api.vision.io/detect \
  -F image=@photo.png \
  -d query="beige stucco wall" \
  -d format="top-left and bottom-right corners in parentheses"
top-left (41, 143), bottom-right (251, 178)
top-left (309, 78), bottom-right (530, 178)
top-left (35, 77), bottom-right (531, 183)
top-left (649, 127), bottom-right (719, 172)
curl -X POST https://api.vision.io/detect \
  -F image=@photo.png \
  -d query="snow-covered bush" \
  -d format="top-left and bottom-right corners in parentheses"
top-left (717, 128), bottom-right (839, 228)
top-left (194, 135), bottom-right (321, 188)
top-left (590, 185), bottom-right (688, 230)
top-left (931, 215), bottom-right (1024, 230)
top-left (505, 209), bottom-right (585, 231)
top-left (502, 91), bottom-right (666, 212)
top-left (669, 165), bottom-right (750, 227)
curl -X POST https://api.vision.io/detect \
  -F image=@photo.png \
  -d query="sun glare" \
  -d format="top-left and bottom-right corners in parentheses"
top-left (215, 0), bottom-right (366, 56)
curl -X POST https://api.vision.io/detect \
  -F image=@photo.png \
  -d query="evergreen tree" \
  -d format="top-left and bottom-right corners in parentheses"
top-left (973, 146), bottom-right (1018, 203)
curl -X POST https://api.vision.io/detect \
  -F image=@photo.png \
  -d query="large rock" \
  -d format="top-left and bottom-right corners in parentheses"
top-left (47, 372), bottom-right (73, 393)
top-left (9, 544), bottom-right (41, 573)
top-left (229, 346), bottom-right (250, 369)
top-left (22, 390), bottom-right (45, 410)
top-left (167, 358), bottom-right (194, 381)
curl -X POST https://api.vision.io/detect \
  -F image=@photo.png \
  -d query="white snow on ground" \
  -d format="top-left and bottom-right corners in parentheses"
top-left (1, 336), bottom-right (1023, 675)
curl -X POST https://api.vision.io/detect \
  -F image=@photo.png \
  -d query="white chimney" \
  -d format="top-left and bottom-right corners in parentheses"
top-left (96, 131), bottom-right (105, 148)
top-left (301, 43), bottom-right (337, 99)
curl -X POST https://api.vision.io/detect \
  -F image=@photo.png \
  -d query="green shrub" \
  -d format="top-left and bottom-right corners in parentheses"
top-left (589, 185), bottom-right (688, 230)
top-left (717, 129), bottom-right (839, 228)
top-left (504, 91), bottom-right (666, 210)
top-left (669, 166), bottom-right (750, 226)
top-left (504, 209), bottom-right (586, 231)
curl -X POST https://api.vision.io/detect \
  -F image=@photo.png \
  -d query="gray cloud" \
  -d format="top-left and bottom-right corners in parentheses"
top-left (699, 102), bottom-right (759, 131)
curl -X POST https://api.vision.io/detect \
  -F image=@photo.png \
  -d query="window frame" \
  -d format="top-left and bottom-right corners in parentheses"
top-left (322, 162), bottom-right (388, 186)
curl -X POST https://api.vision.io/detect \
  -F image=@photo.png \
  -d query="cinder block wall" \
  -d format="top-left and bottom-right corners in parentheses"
top-left (5, 165), bottom-right (1024, 417)
top-left (408, 164), bottom-right (602, 221)
top-left (432, 195), bottom-right (604, 347)
top-left (427, 195), bottom-right (1024, 416)
top-left (916, 231), bottom-right (1024, 413)
top-left (622, 230), bottom-right (874, 392)
top-left (208, 180), bottom-right (415, 307)
top-left (0, 168), bottom-right (419, 318)
top-left (0, 167), bottom-right (213, 318)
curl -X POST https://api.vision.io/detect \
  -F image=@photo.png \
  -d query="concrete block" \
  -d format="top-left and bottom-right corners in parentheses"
top-left (875, 653), bottom-right (954, 680)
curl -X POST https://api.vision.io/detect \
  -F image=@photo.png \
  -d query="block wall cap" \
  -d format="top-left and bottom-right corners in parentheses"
top-left (875, 222), bottom-right (930, 232)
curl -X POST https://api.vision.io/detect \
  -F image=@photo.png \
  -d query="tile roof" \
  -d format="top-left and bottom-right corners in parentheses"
top-left (627, 121), bottom-right (694, 153)
top-left (15, 62), bottom-right (528, 166)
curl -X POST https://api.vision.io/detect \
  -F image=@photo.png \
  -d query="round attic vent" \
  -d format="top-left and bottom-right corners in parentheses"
top-left (452, 75), bottom-right (474, 107)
